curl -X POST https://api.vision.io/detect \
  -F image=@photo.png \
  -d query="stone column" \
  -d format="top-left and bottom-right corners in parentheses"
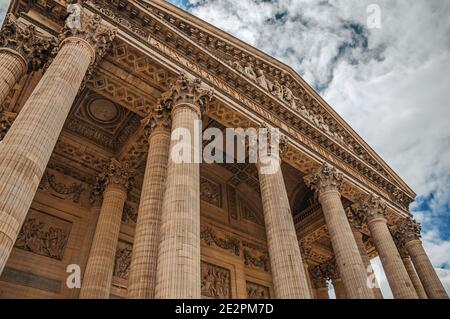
top-left (395, 218), bottom-right (448, 299)
top-left (310, 265), bottom-right (329, 299)
top-left (346, 208), bottom-right (383, 298)
top-left (394, 237), bottom-right (428, 299)
top-left (80, 159), bottom-right (134, 299)
top-left (127, 104), bottom-right (172, 299)
top-left (257, 127), bottom-right (310, 299)
top-left (154, 74), bottom-right (213, 299)
top-left (304, 163), bottom-right (374, 299)
top-left (352, 194), bottom-right (418, 299)
top-left (0, 8), bottom-right (115, 274)
top-left (0, 14), bottom-right (57, 106)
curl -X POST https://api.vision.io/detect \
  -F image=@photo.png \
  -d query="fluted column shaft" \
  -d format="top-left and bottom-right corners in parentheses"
top-left (258, 159), bottom-right (311, 298)
top-left (80, 183), bottom-right (127, 298)
top-left (127, 124), bottom-right (171, 298)
top-left (0, 37), bottom-right (94, 274)
top-left (319, 190), bottom-right (374, 298)
top-left (154, 104), bottom-right (202, 299)
top-left (0, 49), bottom-right (27, 105)
top-left (402, 255), bottom-right (428, 299)
top-left (367, 218), bottom-right (418, 299)
top-left (332, 278), bottom-right (347, 299)
top-left (406, 239), bottom-right (448, 299)
top-left (352, 227), bottom-right (383, 298)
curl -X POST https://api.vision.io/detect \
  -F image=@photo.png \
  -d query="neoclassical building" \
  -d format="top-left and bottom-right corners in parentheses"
top-left (0, 0), bottom-right (447, 299)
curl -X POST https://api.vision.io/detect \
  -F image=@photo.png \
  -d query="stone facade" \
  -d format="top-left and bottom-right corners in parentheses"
top-left (0, 0), bottom-right (446, 300)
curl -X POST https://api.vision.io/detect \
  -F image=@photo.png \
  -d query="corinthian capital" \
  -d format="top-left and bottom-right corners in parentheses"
top-left (98, 158), bottom-right (135, 191)
top-left (142, 102), bottom-right (172, 138)
top-left (394, 217), bottom-right (421, 245)
top-left (59, 3), bottom-right (116, 65)
top-left (345, 206), bottom-right (365, 231)
top-left (310, 264), bottom-right (328, 289)
top-left (304, 163), bottom-right (343, 194)
top-left (352, 193), bottom-right (387, 223)
top-left (0, 14), bottom-right (58, 72)
top-left (160, 73), bottom-right (214, 115)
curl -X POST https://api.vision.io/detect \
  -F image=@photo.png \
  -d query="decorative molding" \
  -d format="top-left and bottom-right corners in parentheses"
top-left (227, 184), bottom-right (238, 220)
top-left (201, 261), bottom-right (231, 299)
top-left (243, 249), bottom-right (270, 273)
top-left (39, 170), bottom-right (85, 203)
top-left (246, 281), bottom-right (270, 299)
top-left (15, 212), bottom-right (71, 260)
top-left (200, 226), bottom-right (240, 256)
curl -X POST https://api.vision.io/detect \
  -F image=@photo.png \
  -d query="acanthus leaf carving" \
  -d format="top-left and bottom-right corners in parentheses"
top-left (0, 13), bottom-right (58, 72)
top-left (351, 193), bottom-right (387, 223)
top-left (394, 217), bottom-right (421, 246)
top-left (304, 162), bottom-right (343, 194)
top-left (98, 158), bottom-right (135, 191)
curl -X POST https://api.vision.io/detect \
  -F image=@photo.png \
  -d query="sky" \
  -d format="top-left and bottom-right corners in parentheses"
top-left (1, 0), bottom-right (449, 298)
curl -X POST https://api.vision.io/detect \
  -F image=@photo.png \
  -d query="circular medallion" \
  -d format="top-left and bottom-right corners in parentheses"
top-left (88, 98), bottom-right (119, 123)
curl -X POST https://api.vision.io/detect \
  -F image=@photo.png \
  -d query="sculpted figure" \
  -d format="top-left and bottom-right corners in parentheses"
top-left (282, 85), bottom-right (297, 108)
top-left (255, 69), bottom-right (269, 90)
top-left (271, 80), bottom-right (284, 99)
top-left (231, 60), bottom-right (244, 73)
top-left (243, 62), bottom-right (257, 81)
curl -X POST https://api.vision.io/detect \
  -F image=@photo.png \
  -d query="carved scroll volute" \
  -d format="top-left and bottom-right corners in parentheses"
top-left (97, 158), bottom-right (135, 192)
top-left (304, 162), bottom-right (343, 195)
top-left (159, 73), bottom-right (214, 116)
top-left (0, 13), bottom-right (58, 72)
top-left (59, 2), bottom-right (117, 66)
top-left (394, 217), bottom-right (421, 246)
top-left (141, 102), bottom-right (172, 138)
top-left (352, 193), bottom-right (388, 223)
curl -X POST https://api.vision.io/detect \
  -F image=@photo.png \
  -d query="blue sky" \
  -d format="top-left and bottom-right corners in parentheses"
top-left (1, 0), bottom-right (449, 298)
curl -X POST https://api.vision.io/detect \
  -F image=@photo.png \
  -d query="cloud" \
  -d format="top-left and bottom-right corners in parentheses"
top-left (169, 0), bottom-right (450, 297)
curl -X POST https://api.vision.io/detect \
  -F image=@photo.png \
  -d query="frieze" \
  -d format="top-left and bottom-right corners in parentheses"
top-left (201, 261), bottom-right (231, 299)
top-left (246, 281), bottom-right (270, 299)
top-left (15, 211), bottom-right (71, 260)
top-left (200, 226), bottom-right (240, 256)
top-left (38, 170), bottom-right (85, 203)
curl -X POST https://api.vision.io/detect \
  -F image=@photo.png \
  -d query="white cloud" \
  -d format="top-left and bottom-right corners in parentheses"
top-left (172, 0), bottom-right (450, 296)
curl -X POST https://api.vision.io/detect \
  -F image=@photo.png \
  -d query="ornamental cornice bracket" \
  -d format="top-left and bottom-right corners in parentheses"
top-left (0, 13), bottom-right (58, 72)
top-left (394, 217), bottom-right (421, 246)
top-left (98, 158), bottom-right (135, 191)
top-left (160, 72), bottom-right (214, 116)
top-left (304, 162), bottom-right (343, 195)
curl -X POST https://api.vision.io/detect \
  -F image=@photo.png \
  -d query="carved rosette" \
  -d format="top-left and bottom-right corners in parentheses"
top-left (141, 102), bottom-right (172, 138)
top-left (0, 13), bottom-right (58, 72)
top-left (394, 218), bottom-right (421, 246)
top-left (97, 158), bottom-right (135, 192)
top-left (304, 163), bottom-right (343, 195)
top-left (159, 73), bottom-right (214, 116)
top-left (352, 193), bottom-right (387, 223)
